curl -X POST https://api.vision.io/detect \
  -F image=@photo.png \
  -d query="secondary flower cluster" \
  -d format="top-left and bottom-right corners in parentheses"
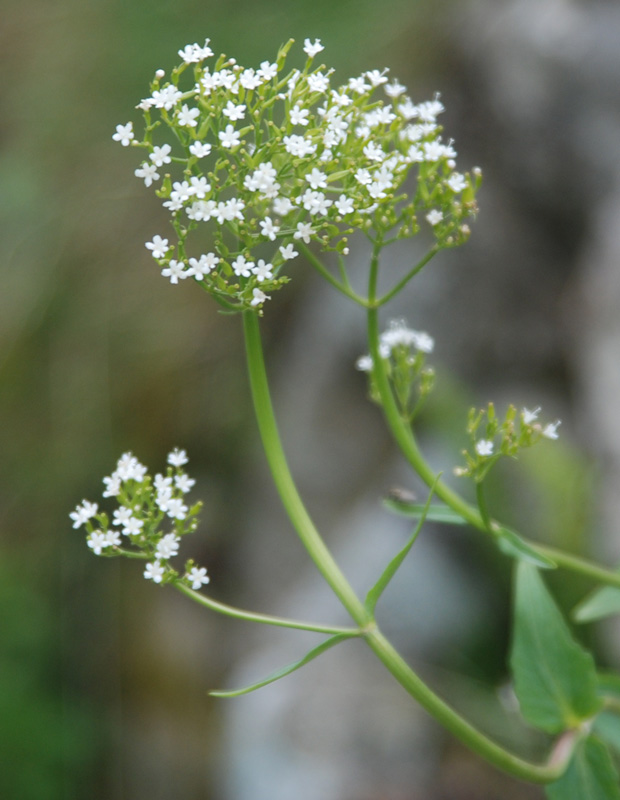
top-left (357, 319), bottom-right (435, 420)
top-left (455, 404), bottom-right (561, 481)
top-left (113, 36), bottom-right (481, 311)
top-left (69, 449), bottom-right (210, 590)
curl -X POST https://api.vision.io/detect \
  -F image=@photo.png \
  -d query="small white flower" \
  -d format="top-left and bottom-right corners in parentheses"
top-left (122, 516), bottom-right (144, 537)
top-left (522, 407), bottom-right (541, 425)
top-left (426, 210), bottom-right (443, 226)
top-left (168, 448), bottom-right (189, 467)
top-left (475, 439), bottom-right (494, 457)
top-left (385, 79), bottom-right (407, 98)
top-left (149, 144), bottom-right (172, 167)
top-left (365, 69), bottom-right (389, 87)
top-left (447, 173), bottom-right (467, 193)
top-left (134, 163), bottom-right (160, 187)
top-left (102, 474), bottom-right (121, 497)
top-left (187, 566), bottom-right (210, 590)
top-left (87, 531), bottom-right (109, 555)
top-left (145, 235), bottom-right (170, 259)
top-left (113, 506), bottom-right (133, 527)
top-left (174, 473), bottom-right (196, 493)
top-left (293, 222), bottom-right (314, 243)
top-left (144, 561), bottom-right (166, 583)
top-left (260, 216), bottom-right (279, 241)
top-left (177, 104), bottom-right (200, 127)
top-left (303, 38), bottom-right (324, 58)
top-left (253, 259), bottom-right (274, 282)
top-left (542, 421), bottom-right (561, 440)
top-left (189, 141), bottom-right (212, 158)
top-left (156, 533), bottom-right (180, 559)
top-left (161, 260), bottom-right (188, 284)
top-left (104, 529), bottom-right (121, 548)
top-left (218, 124), bottom-right (240, 149)
top-left (166, 498), bottom-right (188, 521)
top-left (188, 253), bottom-right (219, 279)
top-left (232, 255), bottom-right (254, 277)
top-left (112, 122), bottom-right (134, 146)
top-left (70, 500), bottom-right (98, 529)
top-left (223, 101), bottom-right (246, 121)
top-left (273, 197), bottom-right (294, 216)
top-left (251, 288), bottom-right (271, 307)
top-left (355, 355), bottom-right (373, 372)
top-left (290, 104), bottom-right (309, 126)
top-left (279, 244), bottom-right (298, 261)
top-left (335, 195), bottom-right (355, 216)
top-left (306, 168), bottom-right (327, 189)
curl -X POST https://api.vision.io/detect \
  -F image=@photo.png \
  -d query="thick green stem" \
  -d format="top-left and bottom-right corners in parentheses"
top-left (242, 311), bottom-right (368, 625)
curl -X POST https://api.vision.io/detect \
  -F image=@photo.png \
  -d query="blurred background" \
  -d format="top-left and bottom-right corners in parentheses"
top-left (2, 0), bottom-right (620, 797)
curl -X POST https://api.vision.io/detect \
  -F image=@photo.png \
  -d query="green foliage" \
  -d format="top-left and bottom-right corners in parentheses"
top-left (510, 563), bottom-right (601, 733)
top-left (495, 526), bottom-right (556, 569)
top-left (574, 586), bottom-right (620, 624)
top-left (545, 737), bottom-right (620, 800)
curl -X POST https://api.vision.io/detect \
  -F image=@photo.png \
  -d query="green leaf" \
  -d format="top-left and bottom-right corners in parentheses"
top-left (209, 634), bottom-right (350, 698)
top-left (510, 563), bottom-right (602, 733)
top-left (382, 497), bottom-right (467, 525)
top-left (594, 713), bottom-right (620, 754)
top-left (496, 526), bottom-right (557, 569)
top-left (573, 587), bottom-right (620, 624)
top-left (545, 737), bottom-right (620, 800)
top-left (367, 480), bottom-right (440, 615)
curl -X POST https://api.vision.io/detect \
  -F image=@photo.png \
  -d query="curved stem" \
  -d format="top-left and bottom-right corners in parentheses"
top-left (173, 581), bottom-right (361, 635)
top-left (242, 310), bottom-right (368, 625)
top-left (364, 627), bottom-right (575, 783)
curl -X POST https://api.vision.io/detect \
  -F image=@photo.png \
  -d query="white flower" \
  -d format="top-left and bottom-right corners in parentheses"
top-left (168, 448), bottom-right (189, 467)
top-left (145, 235), bottom-right (170, 259)
top-left (70, 500), bottom-right (98, 529)
top-left (112, 122), bottom-right (134, 146)
top-left (104, 529), bottom-right (121, 547)
top-left (251, 288), bottom-right (271, 307)
top-left (150, 85), bottom-right (182, 110)
top-left (144, 561), bottom-right (166, 583)
top-left (334, 195), bottom-right (355, 216)
top-left (218, 124), bottom-right (240, 149)
top-left (385, 79), bottom-right (406, 98)
top-left (257, 60), bottom-right (278, 81)
top-left (166, 498), bottom-right (188, 520)
top-left (426, 210), bottom-right (443, 226)
top-left (365, 69), bottom-right (389, 87)
top-left (355, 355), bottom-right (373, 372)
top-left (134, 163), bottom-right (160, 187)
top-left (306, 168), bottom-right (327, 189)
top-left (253, 259), bottom-right (274, 281)
top-left (156, 533), bottom-right (180, 559)
top-left (115, 452), bottom-right (147, 481)
top-left (232, 255), bottom-right (254, 277)
top-left (306, 72), bottom-right (329, 93)
top-left (87, 531), bottom-right (109, 555)
top-left (283, 134), bottom-right (317, 157)
top-left (290, 104), bottom-right (309, 126)
top-left (122, 516), bottom-right (144, 537)
top-left (102, 474), bottom-right (121, 497)
top-left (161, 260), bottom-right (188, 284)
top-left (542, 421), bottom-right (561, 440)
top-left (475, 439), bottom-right (494, 457)
top-left (522, 407), bottom-right (541, 425)
top-left (177, 104), bottom-right (200, 127)
top-left (293, 222), bottom-right (314, 243)
top-left (260, 216), bottom-right (279, 241)
top-left (223, 101), bottom-right (246, 121)
top-left (188, 253), bottom-right (219, 279)
top-left (187, 566), bottom-right (210, 590)
top-left (174, 473), bottom-right (196, 493)
top-left (189, 141), bottom-right (212, 158)
top-left (279, 244), bottom-right (298, 261)
top-left (113, 506), bottom-right (133, 527)
top-left (303, 38), bottom-right (324, 58)
top-left (348, 76), bottom-right (370, 94)
top-left (273, 197), bottom-right (294, 216)
top-left (447, 173), bottom-right (467, 193)
top-left (150, 144), bottom-right (172, 167)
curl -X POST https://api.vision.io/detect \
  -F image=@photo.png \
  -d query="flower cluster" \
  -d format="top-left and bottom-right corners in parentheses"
top-left (69, 449), bottom-right (209, 590)
top-left (113, 37), bottom-right (481, 312)
top-left (357, 319), bottom-right (435, 420)
top-left (455, 404), bottom-right (561, 481)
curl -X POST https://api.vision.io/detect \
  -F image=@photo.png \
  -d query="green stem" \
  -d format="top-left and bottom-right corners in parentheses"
top-left (242, 311), bottom-right (368, 625)
top-left (298, 243), bottom-right (369, 307)
top-left (242, 305), bottom-right (574, 783)
top-left (364, 627), bottom-right (574, 783)
top-left (376, 246), bottom-right (440, 307)
top-left (174, 581), bottom-right (360, 635)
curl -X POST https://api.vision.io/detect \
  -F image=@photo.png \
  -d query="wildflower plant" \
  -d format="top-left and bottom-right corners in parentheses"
top-left (74, 36), bottom-right (620, 798)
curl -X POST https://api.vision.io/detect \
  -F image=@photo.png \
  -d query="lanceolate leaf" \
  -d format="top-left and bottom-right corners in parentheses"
top-left (573, 587), bottom-right (620, 624)
top-left (496, 526), bottom-right (556, 569)
top-left (510, 563), bottom-right (601, 733)
top-left (209, 633), bottom-right (351, 698)
top-left (382, 497), bottom-right (467, 525)
top-left (545, 737), bottom-right (620, 800)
